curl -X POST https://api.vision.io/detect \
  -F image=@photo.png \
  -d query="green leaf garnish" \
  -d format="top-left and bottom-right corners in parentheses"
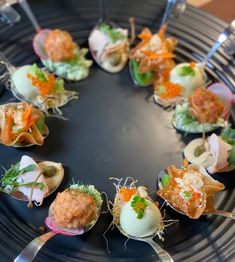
top-left (131, 195), bottom-right (148, 219)
top-left (0, 163), bottom-right (42, 192)
top-left (54, 79), bottom-right (65, 93)
top-left (176, 66), bottom-right (195, 77)
top-left (221, 128), bottom-right (235, 145)
top-left (161, 173), bottom-right (170, 188)
top-left (158, 85), bottom-right (167, 95)
top-left (228, 145), bottom-right (235, 166)
top-left (99, 23), bottom-right (126, 43)
top-left (19, 182), bottom-right (45, 190)
top-left (70, 180), bottom-right (103, 207)
top-left (29, 64), bottom-right (47, 82)
top-left (221, 128), bottom-right (235, 166)
top-left (36, 117), bottom-right (46, 134)
top-left (183, 191), bottom-right (193, 200)
top-left (131, 59), bottom-right (153, 86)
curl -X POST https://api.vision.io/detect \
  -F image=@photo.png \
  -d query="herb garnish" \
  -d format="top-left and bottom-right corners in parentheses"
top-left (158, 85), bottom-right (167, 95)
top-left (70, 179), bottom-right (103, 207)
top-left (183, 191), bottom-right (192, 201)
top-left (99, 23), bottom-right (126, 43)
top-left (30, 64), bottom-right (47, 82)
top-left (131, 195), bottom-right (148, 219)
top-left (221, 128), bottom-right (235, 166)
top-left (36, 117), bottom-right (46, 134)
top-left (221, 128), bottom-right (235, 145)
top-left (0, 163), bottom-right (44, 192)
top-left (176, 66), bottom-right (195, 77)
top-left (54, 79), bottom-right (64, 93)
top-left (161, 173), bottom-right (170, 188)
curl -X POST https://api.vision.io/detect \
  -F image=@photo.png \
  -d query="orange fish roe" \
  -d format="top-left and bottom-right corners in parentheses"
top-left (156, 81), bottom-right (183, 99)
top-left (189, 61), bottom-right (196, 68)
top-left (119, 187), bottom-right (138, 202)
top-left (27, 73), bottom-right (56, 96)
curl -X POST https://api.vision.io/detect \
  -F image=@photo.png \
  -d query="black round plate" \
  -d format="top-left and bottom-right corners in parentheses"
top-left (0, 0), bottom-right (235, 261)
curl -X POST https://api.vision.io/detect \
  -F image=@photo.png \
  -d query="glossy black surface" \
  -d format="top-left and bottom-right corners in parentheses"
top-left (0, 0), bottom-right (235, 261)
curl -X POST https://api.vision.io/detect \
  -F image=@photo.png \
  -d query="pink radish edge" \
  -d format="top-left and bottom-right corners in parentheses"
top-left (33, 29), bottom-right (52, 60)
top-left (45, 216), bottom-right (84, 236)
top-left (208, 83), bottom-right (234, 120)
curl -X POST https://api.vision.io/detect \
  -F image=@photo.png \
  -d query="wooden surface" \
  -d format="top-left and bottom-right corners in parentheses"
top-left (200, 0), bottom-right (235, 22)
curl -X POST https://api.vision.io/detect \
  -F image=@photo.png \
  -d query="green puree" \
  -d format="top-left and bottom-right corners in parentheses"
top-left (130, 59), bottom-right (153, 86)
top-left (42, 47), bottom-right (92, 81)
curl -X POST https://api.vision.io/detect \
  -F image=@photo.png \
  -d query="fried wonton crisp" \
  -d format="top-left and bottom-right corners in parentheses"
top-left (157, 164), bottom-right (224, 219)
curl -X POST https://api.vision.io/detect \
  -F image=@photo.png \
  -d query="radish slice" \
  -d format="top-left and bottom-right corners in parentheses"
top-left (33, 29), bottom-right (51, 59)
top-left (45, 216), bottom-right (84, 236)
top-left (208, 83), bottom-right (234, 120)
top-left (17, 155), bottom-right (48, 205)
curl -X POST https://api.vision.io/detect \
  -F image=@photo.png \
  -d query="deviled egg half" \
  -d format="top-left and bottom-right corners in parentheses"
top-left (110, 178), bottom-right (165, 239)
top-left (120, 194), bottom-right (163, 237)
top-left (170, 62), bottom-right (207, 96)
top-left (11, 64), bottom-right (78, 114)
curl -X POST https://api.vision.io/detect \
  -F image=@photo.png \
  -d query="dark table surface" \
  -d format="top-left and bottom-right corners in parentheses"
top-left (0, 0), bottom-right (235, 261)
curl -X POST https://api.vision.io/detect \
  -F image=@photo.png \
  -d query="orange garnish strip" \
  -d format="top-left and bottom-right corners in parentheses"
top-left (6, 107), bottom-right (14, 141)
top-left (158, 26), bottom-right (166, 40)
top-left (141, 50), bottom-right (174, 59)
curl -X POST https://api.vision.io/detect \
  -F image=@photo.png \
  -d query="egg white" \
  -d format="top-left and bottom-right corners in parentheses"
top-left (12, 65), bottom-right (39, 103)
top-left (170, 63), bottom-right (206, 96)
top-left (120, 197), bottom-right (162, 238)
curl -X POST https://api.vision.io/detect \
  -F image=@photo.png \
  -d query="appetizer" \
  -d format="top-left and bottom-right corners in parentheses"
top-left (169, 62), bottom-right (206, 96)
top-left (173, 87), bottom-right (227, 133)
top-left (0, 155), bottom-right (64, 206)
top-left (110, 177), bottom-right (165, 239)
top-left (89, 22), bottom-right (129, 73)
top-left (153, 81), bottom-right (184, 108)
top-left (49, 183), bottom-right (102, 230)
top-left (157, 162), bottom-right (225, 219)
top-left (207, 83), bottom-right (235, 120)
top-left (184, 128), bottom-right (235, 174)
top-left (11, 64), bottom-right (78, 114)
top-left (154, 62), bottom-right (206, 107)
top-left (0, 102), bottom-right (48, 147)
top-left (33, 29), bottom-right (92, 81)
top-left (129, 27), bottom-right (177, 87)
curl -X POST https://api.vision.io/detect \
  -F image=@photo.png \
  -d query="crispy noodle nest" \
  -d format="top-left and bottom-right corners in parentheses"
top-left (157, 165), bottom-right (225, 219)
top-left (0, 102), bottom-right (49, 147)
